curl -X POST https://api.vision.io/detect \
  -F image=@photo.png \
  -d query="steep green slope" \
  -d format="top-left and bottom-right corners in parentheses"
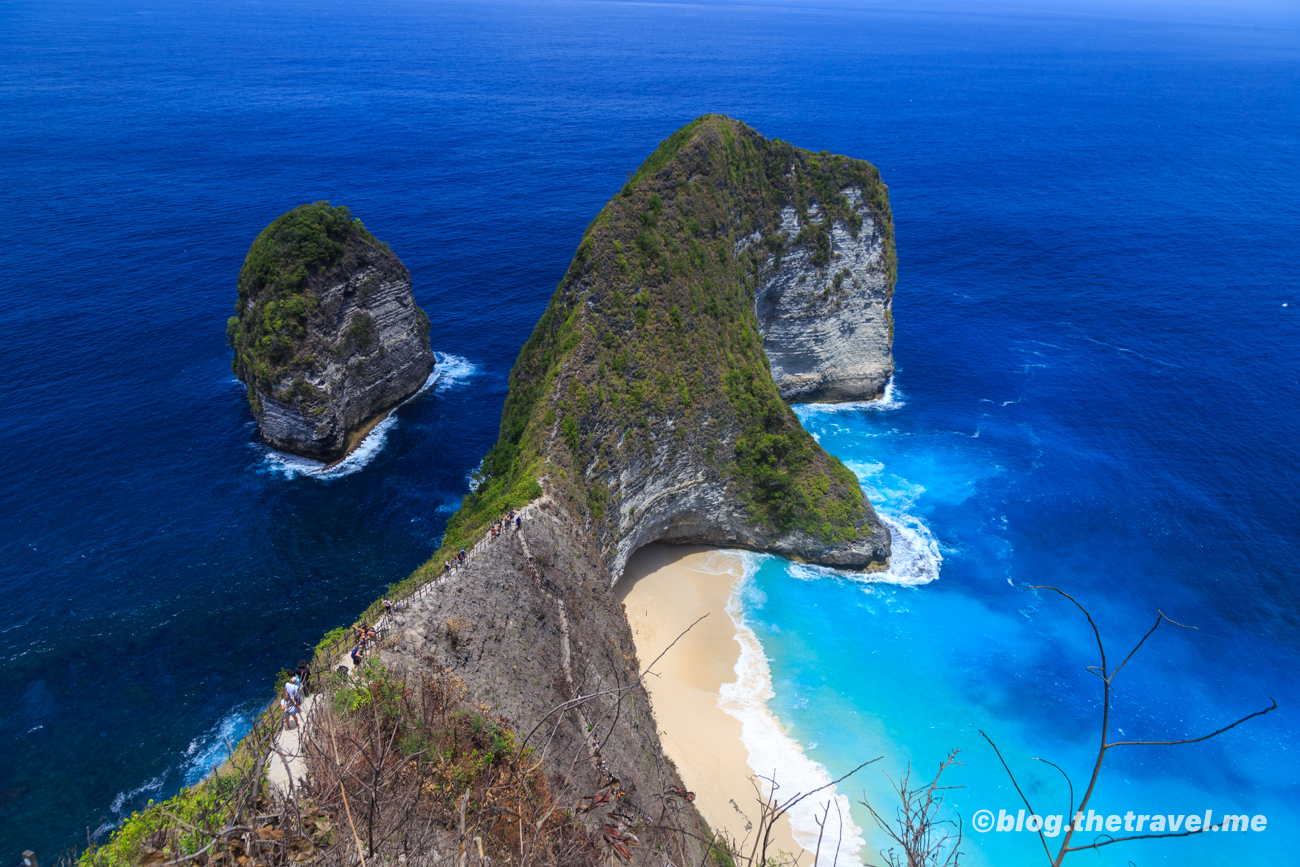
top-left (418, 114), bottom-right (894, 583)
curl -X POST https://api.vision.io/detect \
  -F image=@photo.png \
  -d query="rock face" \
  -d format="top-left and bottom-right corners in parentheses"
top-left (379, 497), bottom-right (712, 865)
top-left (756, 190), bottom-right (895, 402)
top-left (498, 114), bottom-right (893, 579)
top-left (426, 115), bottom-right (894, 590)
top-left (377, 117), bottom-right (899, 861)
top-left (227, 202), bottom-right (434, 461)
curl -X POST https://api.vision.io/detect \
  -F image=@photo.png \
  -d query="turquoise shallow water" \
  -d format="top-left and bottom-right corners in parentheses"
top-left (727, 381), bottom-right (1299, 865)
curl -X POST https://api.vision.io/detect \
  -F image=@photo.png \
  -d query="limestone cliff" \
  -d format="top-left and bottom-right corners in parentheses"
top-left (227, 202), bottom-right (434, 461)
top-left (756, 188), bottom-right (896, 402)
top-left (437, 114), bottom-right (893, 580)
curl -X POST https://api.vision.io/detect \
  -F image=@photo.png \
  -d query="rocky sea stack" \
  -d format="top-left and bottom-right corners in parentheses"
top-left (228, 203), bottom-right (434, 461)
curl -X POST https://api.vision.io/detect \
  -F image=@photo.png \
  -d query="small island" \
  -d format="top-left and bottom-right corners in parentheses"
top-left (227, 202), bottom-right (435, 462)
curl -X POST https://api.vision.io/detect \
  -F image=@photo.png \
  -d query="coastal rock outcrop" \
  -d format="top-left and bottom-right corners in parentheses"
top-left (377, 116), bottom-right (898, 862)
top-left (227, 202), bottom-right (434, 461)
top-left (756, 190), bottom-right (896, 402)
top-left (447, 115), bottom-right (893, 580)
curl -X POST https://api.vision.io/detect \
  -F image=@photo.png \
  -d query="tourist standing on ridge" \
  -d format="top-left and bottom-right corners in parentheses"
top-left (294, 659), bottom-right (311, 697)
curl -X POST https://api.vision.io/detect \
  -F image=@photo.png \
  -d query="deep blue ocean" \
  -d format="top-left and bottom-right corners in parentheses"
top-left (1, 0), bottom-right (1297, 862)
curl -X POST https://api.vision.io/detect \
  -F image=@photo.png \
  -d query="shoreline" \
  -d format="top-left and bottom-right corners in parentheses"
top-left (263, 359), bottom-right (447, 476)
top-left (325, 357), bottom-right (442, 467)
top-left (617, 544), bottom-right (808, 861)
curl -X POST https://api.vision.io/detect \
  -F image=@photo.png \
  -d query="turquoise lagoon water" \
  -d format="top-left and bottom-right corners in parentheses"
top-left (724, 375), bottom-right (1299, 865)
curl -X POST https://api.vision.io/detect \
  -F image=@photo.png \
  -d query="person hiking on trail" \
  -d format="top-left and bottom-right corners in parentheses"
top-left (350, 623), bottom-right (368, 663)
top-left (294, 660), bottom-right (311, 697)
top-left (516, 516), bottom-right (522, 529)
top-left (281, 696), bottom-right (298, 730)
top-left (383, 598), bottom-right (393, 616)
top-left (285, 675), bottom-right (301, 707)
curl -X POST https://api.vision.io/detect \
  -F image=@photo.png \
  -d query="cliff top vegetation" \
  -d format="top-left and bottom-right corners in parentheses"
top-left (407, 114), bottom-right (895, 589)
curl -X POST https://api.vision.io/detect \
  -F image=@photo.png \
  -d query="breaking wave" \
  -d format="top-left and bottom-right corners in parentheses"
top-left (181, 710), bottom-right (252, 786)
top-left (719, 555), bottom-right (867, 865)
top-left (795, 375), bottom-right (904, 416)
top-left (259, 352), bottom-right (478, 480)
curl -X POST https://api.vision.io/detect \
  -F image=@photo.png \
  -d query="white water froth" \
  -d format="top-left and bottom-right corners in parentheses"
top-left (838, 459), bottom-right (943, 588)
top-left (719, 555), bottom-right (867, 865)
top-left (95, 772), bottom-right (168, 839)
top-left (260, 352), bottom-right (478, 480)
top-left (796, 375), bottom-right (904, 415)
top-left (181, 710), bottom-right (251, 786)
top-left (785, 510), bottom-right (941, 589)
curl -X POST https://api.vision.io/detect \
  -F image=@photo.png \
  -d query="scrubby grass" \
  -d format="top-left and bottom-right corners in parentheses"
top-left (304, 662), bottom-right (605, 866)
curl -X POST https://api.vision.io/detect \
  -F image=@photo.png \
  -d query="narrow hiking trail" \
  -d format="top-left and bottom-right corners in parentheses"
top-left (511, 504), bottom-right (602, 770)
top-left (264, 502), bottom-right (568, 796)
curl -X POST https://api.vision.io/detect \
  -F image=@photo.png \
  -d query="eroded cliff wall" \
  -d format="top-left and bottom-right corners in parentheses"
top-left (380, 497), bottom-right (710, 864)
top-left (755, 189), bottom-right (895, 402)
top-left (375, 115), bottom-right (900, 861)
top-left (451, 114), bottom-right (895, 580)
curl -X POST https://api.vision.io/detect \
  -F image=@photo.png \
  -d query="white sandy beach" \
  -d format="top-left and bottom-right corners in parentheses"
top-left (617, 544), bottom-right (809, 861)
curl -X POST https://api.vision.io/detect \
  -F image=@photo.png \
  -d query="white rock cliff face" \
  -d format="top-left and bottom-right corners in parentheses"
top-left (254, 257), bottom-right (434, 461)
top-left (755, 188), bottom-right (894, 402)
top-left (599, 431), bottom-right (891, 580)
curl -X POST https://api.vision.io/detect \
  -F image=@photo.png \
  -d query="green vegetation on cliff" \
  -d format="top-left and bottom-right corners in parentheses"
top-left (414, 114), bottom-right (895, 579)
top-left (226, 202), bottom-right (391, 397)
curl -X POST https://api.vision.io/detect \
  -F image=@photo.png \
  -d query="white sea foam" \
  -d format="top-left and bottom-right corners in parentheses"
top-left (260, 352), bottom-right (478, 480)
top-left (429, 352), bottom-right (477, 394)
top-left (108, 773), bottom-right (165, 815)
top-left (181, 710), bottom-right (252, 786)
top-left (870, 511), bottom-right (942, 586)
top-left (95, 771), bottom-right (169, 839)
top-left (719, 555), bottom-right (867, 865)
top-left (796, 375), bottom-right (904, 415)
top-left (839, 459), bottom-right (943, 587)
